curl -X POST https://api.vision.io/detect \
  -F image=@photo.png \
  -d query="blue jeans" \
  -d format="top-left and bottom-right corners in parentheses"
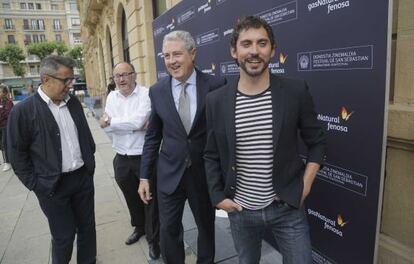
top-left (228, 201), bottom-right (312, 264)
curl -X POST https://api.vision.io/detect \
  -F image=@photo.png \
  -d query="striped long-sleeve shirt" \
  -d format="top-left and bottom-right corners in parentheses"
top-left (234, 88), bottom-right (277, 210)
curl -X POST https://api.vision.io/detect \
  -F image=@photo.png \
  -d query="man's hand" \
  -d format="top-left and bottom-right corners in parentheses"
top-left (300, 162), bottom-right (320, 205)
top-left (216, 198), bottom-right (243, 213)
top-left (99, 112), bottom-right (111, 128)
top-left (138, 180), bottom-right (152, 205)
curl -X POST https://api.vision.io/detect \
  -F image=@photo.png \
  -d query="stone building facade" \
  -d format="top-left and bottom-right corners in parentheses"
top-left (0, 0), bottom-right (82, 90)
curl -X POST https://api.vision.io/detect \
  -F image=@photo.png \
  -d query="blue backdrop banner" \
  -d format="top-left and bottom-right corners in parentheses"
top-left (152, 1), bottom-right (390, 263)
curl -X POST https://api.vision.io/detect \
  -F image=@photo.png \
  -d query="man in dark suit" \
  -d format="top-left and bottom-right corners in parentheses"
top-left (138, 30), bottom-right (226, 264)
top-left (7, 55), bottom-right (96, 264)
top-left (204, 16), bottom-right (326, 264)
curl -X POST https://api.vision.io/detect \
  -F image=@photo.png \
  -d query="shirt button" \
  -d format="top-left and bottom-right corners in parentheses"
top-left (231, 166), bottom-right (235, 171)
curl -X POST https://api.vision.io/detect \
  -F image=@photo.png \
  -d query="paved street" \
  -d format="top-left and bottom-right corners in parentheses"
top-left (0, 109), bottom-right (281, 264)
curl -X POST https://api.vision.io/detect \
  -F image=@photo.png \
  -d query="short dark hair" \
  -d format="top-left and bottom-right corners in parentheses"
top-left (230, 16), bottom-right (276, 50)
top-left (0, 84), bottom-right (9, 95)
top-left (40, 55), bottom-right (76, 78)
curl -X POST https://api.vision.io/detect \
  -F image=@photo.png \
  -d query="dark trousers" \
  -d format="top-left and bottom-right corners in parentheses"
top-left (0, 127), bottom-right (8, 162)
top-left (113, 154), bottom-right (159, 244)
top-left (158, 168), bottom-right (215, 264)
top-left (35, 166), bottom-right (96, 264)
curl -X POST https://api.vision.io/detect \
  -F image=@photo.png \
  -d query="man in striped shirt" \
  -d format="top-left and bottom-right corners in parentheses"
top-left (205, 16), bottom-right (326, 264)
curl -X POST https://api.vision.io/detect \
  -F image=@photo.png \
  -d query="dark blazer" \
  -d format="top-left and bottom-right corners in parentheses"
top-left (140, 69), bottom-right (226, 194)
top-left (7, 92), bottom-right (96, 196)
top-left (204, 74), bottom-right (326, 208)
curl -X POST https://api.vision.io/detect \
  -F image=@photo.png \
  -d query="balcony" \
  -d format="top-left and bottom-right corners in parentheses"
top-left (23, 26), bottom-right (46, 31)
top-left (3, 25), bottom-right (15, 31)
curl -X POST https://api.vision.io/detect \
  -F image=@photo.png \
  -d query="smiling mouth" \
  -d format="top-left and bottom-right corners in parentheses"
top-left (169, 64), bottom-right (181, 71)
top-left (246, 58), bottom-right (263, 64)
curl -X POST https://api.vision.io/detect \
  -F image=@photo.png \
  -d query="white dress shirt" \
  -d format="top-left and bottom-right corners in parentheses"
top-left (171, 69), bottom-right (197, 126)
top-left (38, 87), bottom-right (84, 173)
top-left (104, 85), bottom-right (151, 155)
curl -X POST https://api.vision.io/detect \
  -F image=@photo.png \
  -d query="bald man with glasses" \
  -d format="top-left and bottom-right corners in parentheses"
top-left (7, 55), bottom-right (97, 264)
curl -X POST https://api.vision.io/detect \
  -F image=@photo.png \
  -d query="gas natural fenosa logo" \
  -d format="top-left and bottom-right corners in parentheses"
top-left (318, 106), bottom-right (354, 133)
top-left (279, 53), bottom-right (288, 64)
top-left (341, 106), bottom-right (354, 121)
top-left (337, 214), bottom-right (349, 227)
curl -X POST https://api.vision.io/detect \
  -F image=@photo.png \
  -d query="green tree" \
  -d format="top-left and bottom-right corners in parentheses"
top-left (67, 46), bottom-right (85, 80)
top-left (0, 44), bottom-right (26, 78)
top-left (27, 41), bottom-right (69, 60)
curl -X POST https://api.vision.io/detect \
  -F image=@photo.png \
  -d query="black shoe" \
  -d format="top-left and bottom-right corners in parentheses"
top-left (125, 230), bottom-right (144, 245)
top-left (148, 243), bottom-right (160, 260)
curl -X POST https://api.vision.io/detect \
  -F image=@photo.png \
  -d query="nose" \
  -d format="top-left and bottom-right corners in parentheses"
top-left (249, 44), bottom-right (259, 55)
top-left (67, 79), bottom-right (76, 88)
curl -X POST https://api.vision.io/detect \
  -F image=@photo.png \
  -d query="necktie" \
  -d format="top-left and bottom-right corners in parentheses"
top-left (178, 83), bottom-right (191, 134)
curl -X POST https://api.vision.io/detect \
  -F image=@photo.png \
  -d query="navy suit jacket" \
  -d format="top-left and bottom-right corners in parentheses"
top-left (140, 69), bottom-right (226, 194)
top-left (204, 74), bottom-right (326, 208)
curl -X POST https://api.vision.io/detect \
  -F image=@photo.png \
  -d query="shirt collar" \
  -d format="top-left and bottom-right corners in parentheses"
top-left (114, 84), bottom-right (140, 98)
top-left (38, 85), bottom-right (70, 106)
top-left (172, 69), bottom-right (196, 88)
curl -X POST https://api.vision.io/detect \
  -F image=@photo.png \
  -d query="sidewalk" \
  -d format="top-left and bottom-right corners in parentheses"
top-left (0, 112), bottom-right (281, 264)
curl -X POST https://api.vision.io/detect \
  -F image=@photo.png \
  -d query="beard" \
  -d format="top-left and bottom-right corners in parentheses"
top-left (238, 55), bottom-right (270, 77)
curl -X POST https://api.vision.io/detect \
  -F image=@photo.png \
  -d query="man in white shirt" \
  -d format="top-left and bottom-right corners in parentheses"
top-left (99, 62), bottom-right (160, 260)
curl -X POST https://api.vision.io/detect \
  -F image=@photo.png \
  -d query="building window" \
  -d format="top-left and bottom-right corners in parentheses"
top-left (7, 35), bottom-right (16, 44)
top-left (33, 34), bottom-right (39, 43)
top-left (38, 19), bottom-right (45, 30)
top-left (31, 20), bottom-right (38, 30)
top-left (28, 3), bottom-right (34, 9)
top-left (2, 3), bottom-right (11, 9)
top-left (51, 4), bottom-right (58, 10)
top-left (36, 3), bottom-right (41, 9)
top-left (30, 65), bottom-right (38, 75)
top-left (20, 3), bottom-right (27, 9)
top-left (53, 20), bottom-right (61, 30)
top-left (40, 34), bottom-right (46, 42)
top-left (4, 19), bottom-right (13, 30)
top-left (107, 27), bottom-right (114, 68)
top-left (70, 2), bottom-right (77, 11)
top-left (71, 18), bottom-right (80, 26)
top-left (153, 0), bottom-right (167, 18)
top-left (24, 34), bottom-right (31, 45)
top-left (121, 11), bottom-right (130, 62)
top-left (23, 19), bottom-right (29, 30)
top-left (73, 32), bottom-right (81, 44)
top-left (55, 34), bottom-right (62, 42)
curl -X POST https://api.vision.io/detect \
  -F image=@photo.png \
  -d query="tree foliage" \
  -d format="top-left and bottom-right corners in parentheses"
top-left (27, 41), bottom-right (69, 60)
top-left (67, 46), bottom-right (85, 81)
top-left (0, 44), bottom-right (26, 78)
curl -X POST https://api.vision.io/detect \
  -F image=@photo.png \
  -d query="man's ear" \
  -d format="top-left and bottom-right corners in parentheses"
top-left (41, 75), bottom-right (48, 84)
top-left (230, 46), bottom-right (237, 59)
top-left (190, 48), bottom-right (196, 61)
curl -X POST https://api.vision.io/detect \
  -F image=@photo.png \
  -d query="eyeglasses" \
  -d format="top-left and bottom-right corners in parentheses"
top-left (46, 74), bottom-right (76, 86)
top-left (113, 72), bottom-right (135, 81)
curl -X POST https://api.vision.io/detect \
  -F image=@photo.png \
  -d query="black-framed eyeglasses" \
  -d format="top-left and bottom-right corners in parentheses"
top-left (46, 74), bottom-right (76, 86)
top-left (113, 72), bottom-right (135, 81)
